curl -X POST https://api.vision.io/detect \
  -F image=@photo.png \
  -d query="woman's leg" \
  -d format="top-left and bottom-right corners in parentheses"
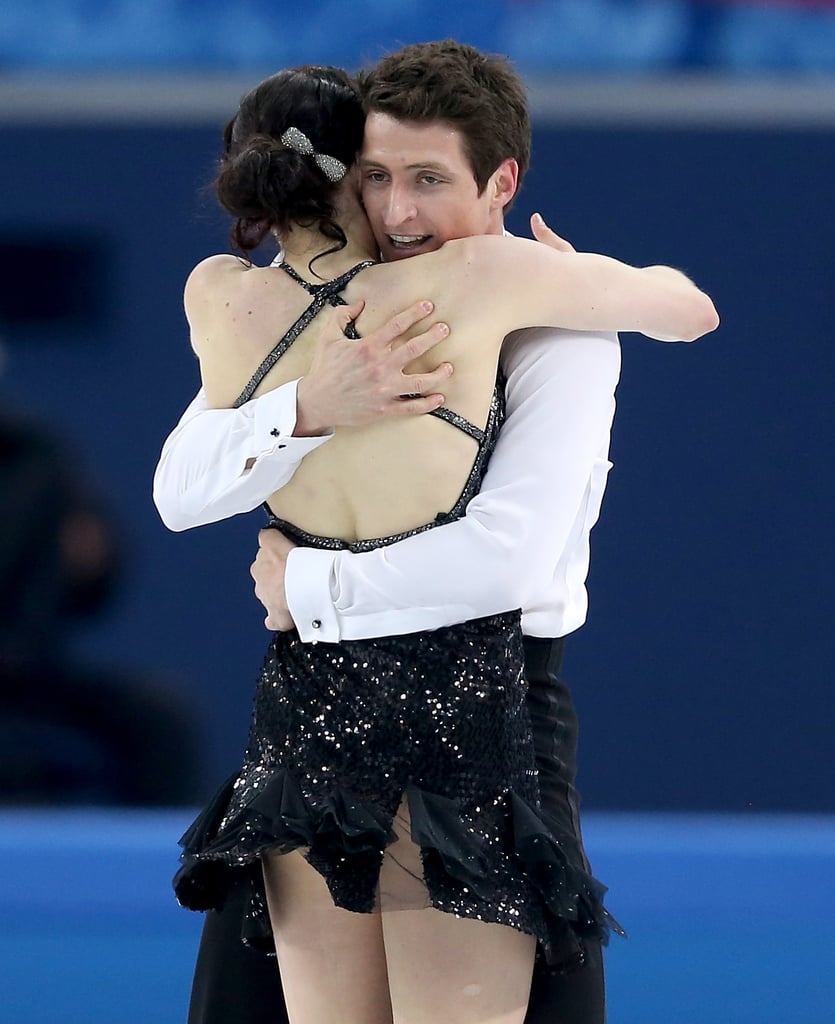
top-left (379, 803), bottom-right (535, 1024)
top-left (383, 907), bottom-right (535, 1024)
top-left (262, 850), bottom-right (393, 1024)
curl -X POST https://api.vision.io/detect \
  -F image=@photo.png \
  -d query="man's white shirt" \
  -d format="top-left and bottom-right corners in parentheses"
top-left (153, 327), bottom-right (621, 643)
top-left (154, 377), bottom-right (333, 531)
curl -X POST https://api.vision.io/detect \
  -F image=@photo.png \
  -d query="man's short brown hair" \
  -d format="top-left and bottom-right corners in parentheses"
top-left (357, 40), bottom-right (531, 208)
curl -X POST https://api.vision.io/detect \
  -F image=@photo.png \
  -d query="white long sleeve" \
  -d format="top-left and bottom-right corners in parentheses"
top-left (152, 380), bottom-right (334, 531)
top-left (285, 328), bottom-right (621, 642)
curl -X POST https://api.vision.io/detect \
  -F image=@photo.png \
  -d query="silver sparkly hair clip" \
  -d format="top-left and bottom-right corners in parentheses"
top-left (280, 126), bottom-right (347, 183)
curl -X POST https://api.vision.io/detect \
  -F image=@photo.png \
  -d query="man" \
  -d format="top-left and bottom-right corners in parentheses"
top-left (154, 41), bottom-right (717, 1024)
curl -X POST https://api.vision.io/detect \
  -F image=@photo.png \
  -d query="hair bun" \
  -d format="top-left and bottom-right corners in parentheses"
top-left (217, 134), bottom-right (302, 223)
top-left (234, 134), bottom-right (281, 172)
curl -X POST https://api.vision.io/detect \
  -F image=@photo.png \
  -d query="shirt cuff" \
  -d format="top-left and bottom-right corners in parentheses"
top-left (285, 546), bottom-right (342, 643)
top-left (252, 379), bottom-right (334, 462)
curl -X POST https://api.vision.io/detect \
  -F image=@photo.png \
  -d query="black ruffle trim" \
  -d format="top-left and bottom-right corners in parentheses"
top-left (174, 770), bottom-right (624, 969)
top-left (508, 792), bottom-right (626, 965)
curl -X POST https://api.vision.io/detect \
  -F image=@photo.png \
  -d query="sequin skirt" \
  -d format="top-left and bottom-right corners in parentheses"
top-left (175, 612), bottom-right (621, 966)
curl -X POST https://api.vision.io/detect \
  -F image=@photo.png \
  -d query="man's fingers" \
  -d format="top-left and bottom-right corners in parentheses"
top-left (388, 325), bottom-right (453, 408)
top-left (333, 299), bottom-right (365, 337)
top-left (398, 360), bottom-right (454, 396)
top-left (397, 320), bottom-right (450, 366)
top-left (320, 300), bottom-right (365, 343)
top-left (265, 610), bottom-right (294, 631)
top-left (257, 527), bottom-right (295, 556)
top-left (391, 393), bottom-right (446, 415)
top-left (365, 300), bottom-right (437, 349)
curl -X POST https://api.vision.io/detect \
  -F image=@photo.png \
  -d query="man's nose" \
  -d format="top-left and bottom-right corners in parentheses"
top-left (385, 184), bottom-right (417, 226)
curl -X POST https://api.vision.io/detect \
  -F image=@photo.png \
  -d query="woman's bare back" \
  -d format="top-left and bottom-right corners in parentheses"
top-left (189, 243), bottom-right (509, 542)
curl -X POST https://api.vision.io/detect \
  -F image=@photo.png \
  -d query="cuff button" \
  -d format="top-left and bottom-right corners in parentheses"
top-left (270, 428), bottom-right (281, 437)
top-left (311, 619), bottom-right (322, 630)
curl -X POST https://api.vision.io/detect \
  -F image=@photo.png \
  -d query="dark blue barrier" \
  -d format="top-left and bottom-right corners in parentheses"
top-left (1, 118), bottom-right (832, 811)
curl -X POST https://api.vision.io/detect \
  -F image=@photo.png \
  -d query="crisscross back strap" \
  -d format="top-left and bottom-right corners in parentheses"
top-left (232, 261), bottom-right (374, 407)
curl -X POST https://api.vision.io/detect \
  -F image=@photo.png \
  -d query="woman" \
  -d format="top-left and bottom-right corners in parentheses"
top-left (175, 65), bottom-right (712, 1024)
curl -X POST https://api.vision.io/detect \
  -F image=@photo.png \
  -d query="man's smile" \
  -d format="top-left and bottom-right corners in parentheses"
top-left (388, 233), bottom-right (432, 250)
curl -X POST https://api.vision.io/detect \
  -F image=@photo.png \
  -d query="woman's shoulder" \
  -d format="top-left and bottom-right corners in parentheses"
top-left (184, 253), bottom-right (246, 310)
top-left (184, 254), bottom-right (284, 322)
top-left (185, 252), bottom-right (249, 288)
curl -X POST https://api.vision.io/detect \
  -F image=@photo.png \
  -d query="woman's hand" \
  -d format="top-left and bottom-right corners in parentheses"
top-left (530, 213), bottom-right (576, 253)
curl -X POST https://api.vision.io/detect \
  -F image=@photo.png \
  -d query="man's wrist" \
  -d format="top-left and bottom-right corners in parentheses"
top-left (294, 376), bottom-right (333, 437)
top-left (285, 546), bottom-right (342, 642)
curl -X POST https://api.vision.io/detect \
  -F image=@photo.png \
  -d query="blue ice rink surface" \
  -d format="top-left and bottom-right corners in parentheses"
top-left (2, 810), bottom-right (834, 1024)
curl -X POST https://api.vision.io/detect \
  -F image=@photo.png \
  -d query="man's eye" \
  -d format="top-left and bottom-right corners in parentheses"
top-left (421, 175), bottom-right (441, 185)
top-left (366, 171), bottom-right (387, 183)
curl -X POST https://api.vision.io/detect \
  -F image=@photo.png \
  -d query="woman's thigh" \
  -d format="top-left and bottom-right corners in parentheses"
top-left (262, 850), bottom-right (392, 1024)
top-left (382, 906), bottom-right (535, 1024)
top-left (379, 802), bottom-right (535, 1024)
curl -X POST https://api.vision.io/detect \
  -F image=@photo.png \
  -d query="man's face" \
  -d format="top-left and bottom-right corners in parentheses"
top-left (359, 112), bottom-right (515, 263)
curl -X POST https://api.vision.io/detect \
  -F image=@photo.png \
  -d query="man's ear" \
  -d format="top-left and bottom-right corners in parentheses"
top-left (489, 158), bottom-right (519, 212)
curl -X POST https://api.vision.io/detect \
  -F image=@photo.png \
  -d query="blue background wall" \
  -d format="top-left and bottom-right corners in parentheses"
top-left (1, 114), bottom-right (832, 813)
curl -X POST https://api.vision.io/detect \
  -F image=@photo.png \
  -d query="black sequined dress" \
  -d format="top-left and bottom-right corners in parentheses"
top-left (175, 261), bottom-right (621, 966)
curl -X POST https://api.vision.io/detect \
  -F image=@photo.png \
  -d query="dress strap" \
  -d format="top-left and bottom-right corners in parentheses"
top-left (442, 377), bottom-right (506, 521)
top-left (278, 260), bottom-right (375, 299)
top-left (232, 260), bottom-right (374, 407)
top-left (428, 406), bottom-right (485, 443)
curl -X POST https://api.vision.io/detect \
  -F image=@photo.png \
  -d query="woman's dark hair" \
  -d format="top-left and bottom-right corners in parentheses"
top-left (216, 66), bottom-right (365, 261)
